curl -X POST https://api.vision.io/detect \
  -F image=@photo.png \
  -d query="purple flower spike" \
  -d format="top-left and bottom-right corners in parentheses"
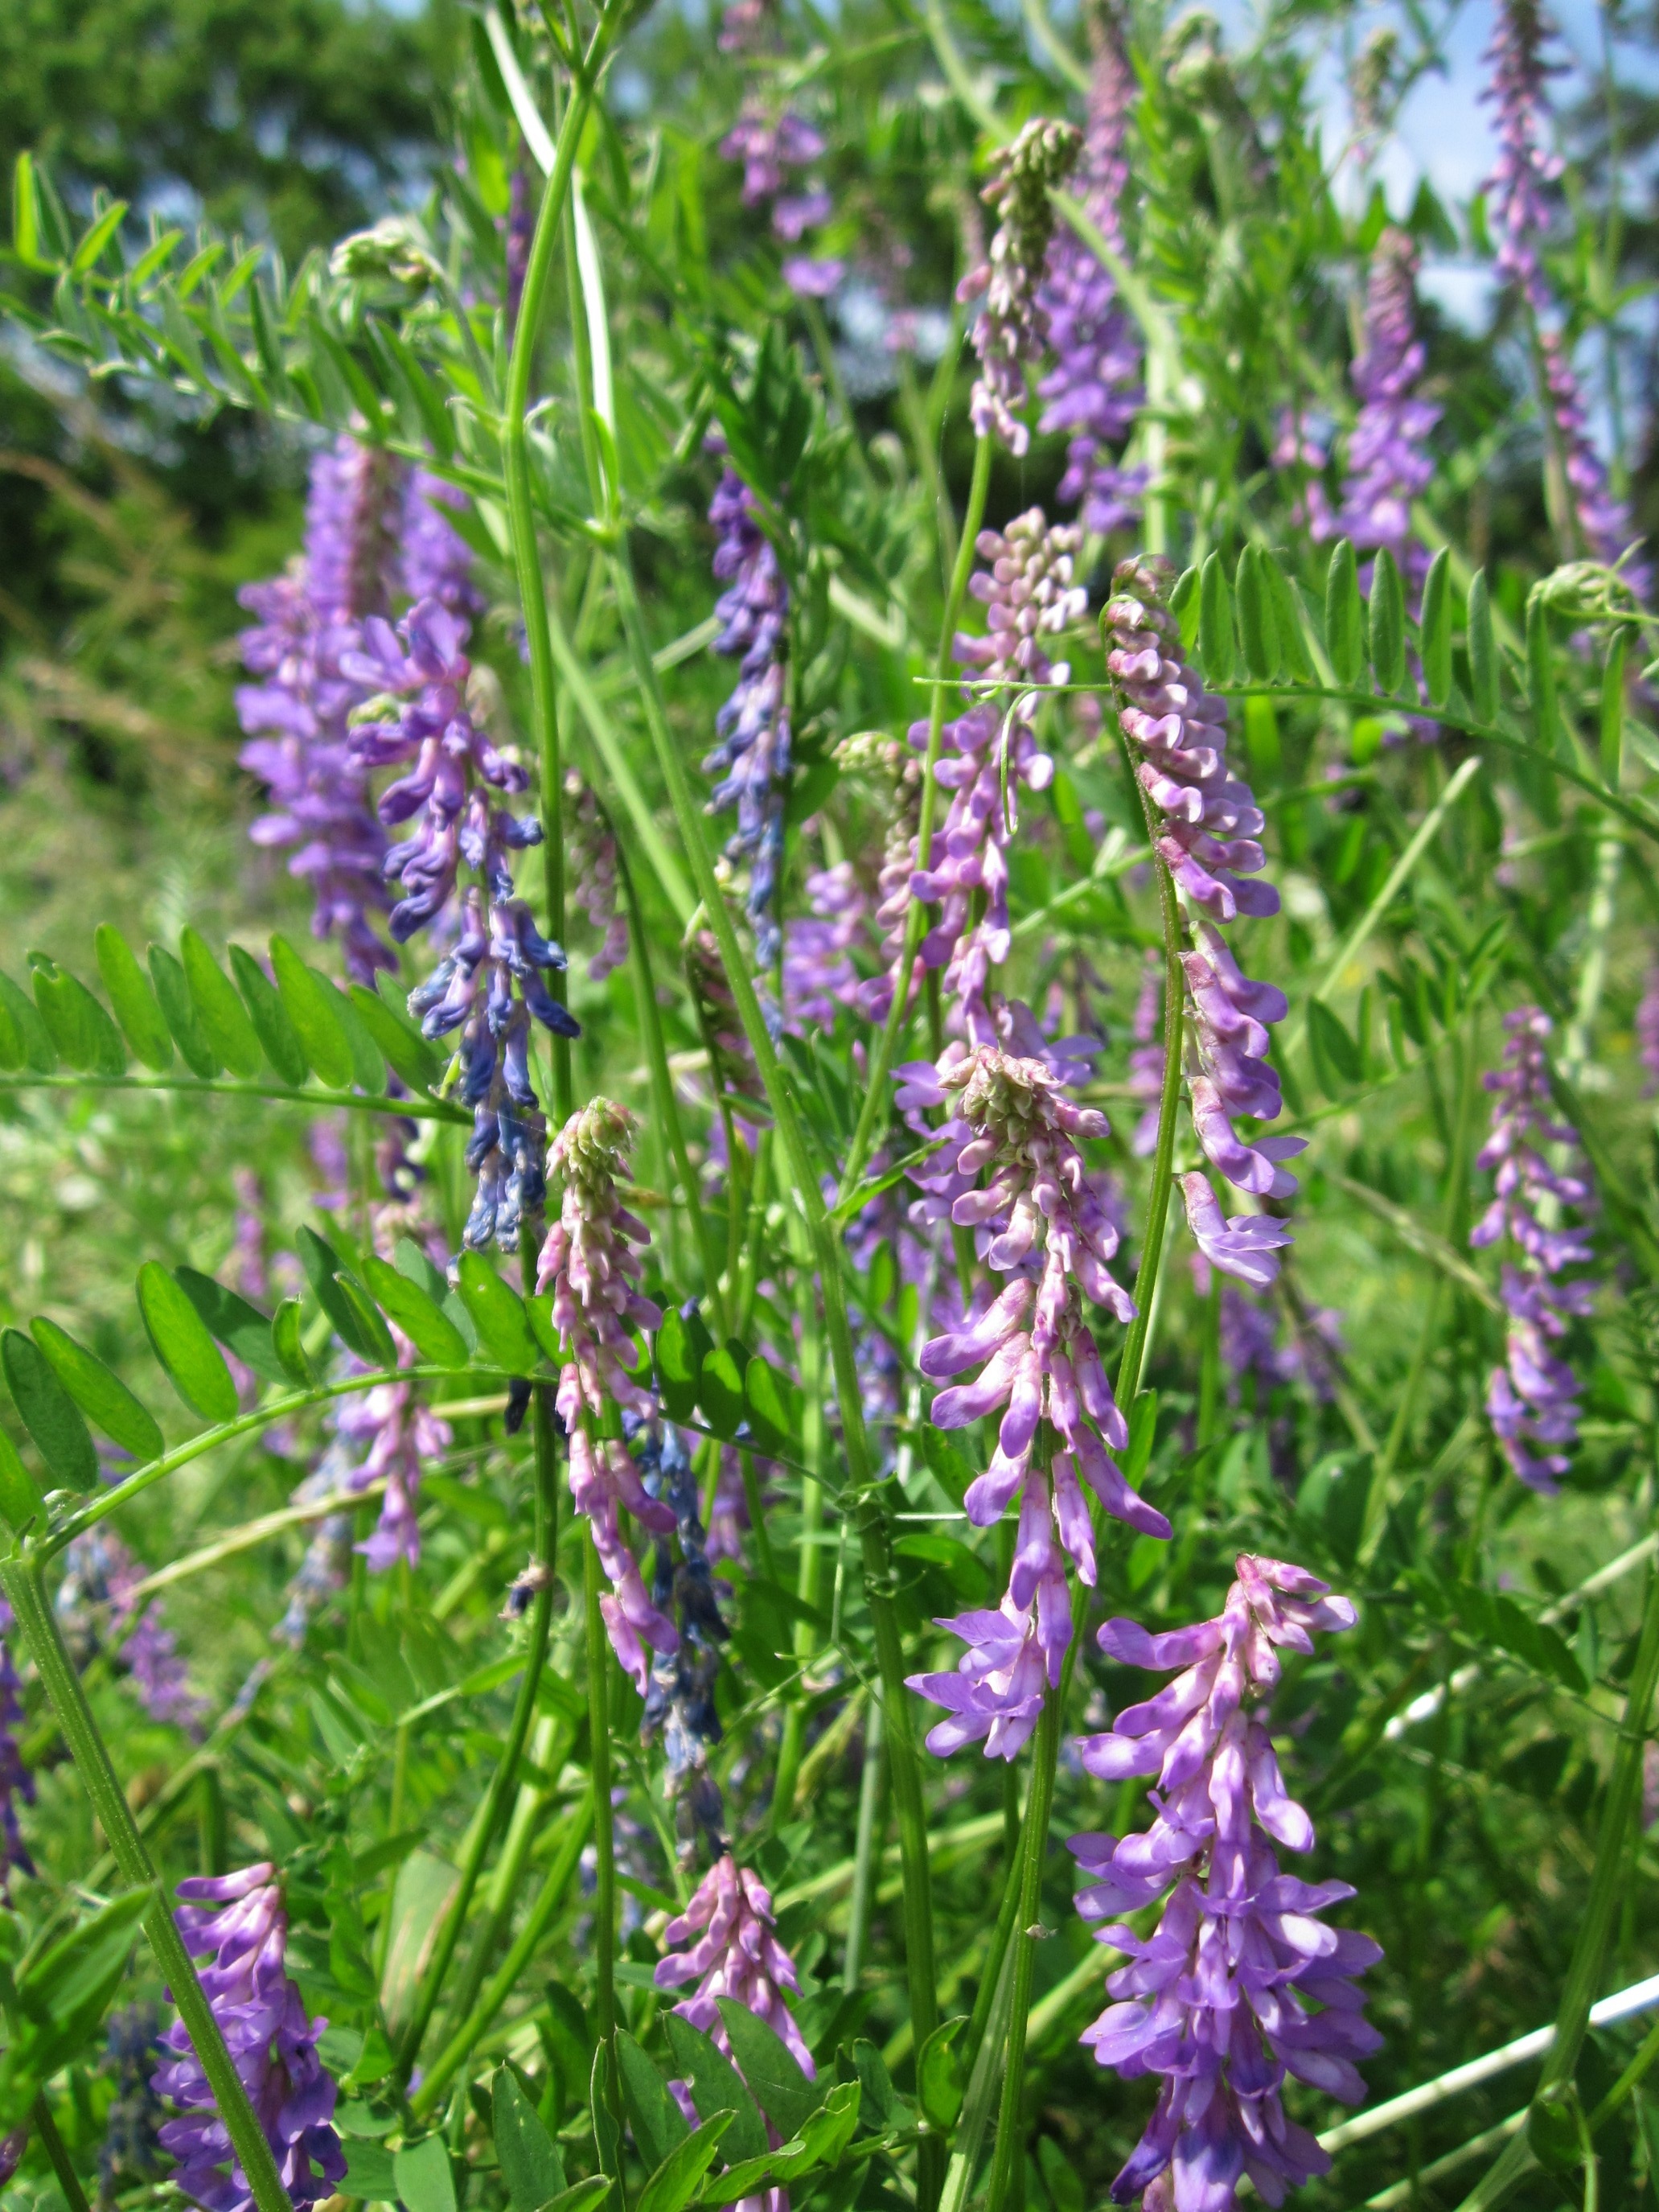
top-left (654, 1854), bottom-right (815, 2078)
top-left (1180, 1174), bottom-right (1294, 1292)
top-left (327, 1361), bottom-right (452, 1573)
top-left (783, 863), bottom-right (867, 1030)
top-left (153, 1864), bottom-right (346, 2212)
top-left (1639, 967), bottom-right (1659, 1095)
top-left (1071, 1556), bottom-right (1382, 2211)
top-left (958, 119), bottom-right (1081, 454)
top-left (1470, 1008), bottom-right (1599, 1491)
top-left (703, 454), bottom-right (792, 963)
top-left (537, 1100), bottom-right (676, 1692)
top-left (567, 773), bottom-right (630, 982)
top-left (1037, 19), bottom-right (1147, 531)
top-left (0, 1600), bottom-right (34, 1888)
top-left (1337, 228), bottom-right (1439, 601)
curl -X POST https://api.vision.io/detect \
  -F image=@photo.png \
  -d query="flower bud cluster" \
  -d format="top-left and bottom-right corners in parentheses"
top-left (958, 119), bottom-right (1082, 454)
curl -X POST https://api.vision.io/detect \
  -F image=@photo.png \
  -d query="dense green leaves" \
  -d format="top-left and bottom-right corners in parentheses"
top-left (361, 1254), bottom-right (469, 1368)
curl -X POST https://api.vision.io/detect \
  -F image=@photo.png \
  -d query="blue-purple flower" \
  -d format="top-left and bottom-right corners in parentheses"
top-left (1072, 1556), bottom-right (1382, 2210)
top-left (153, 1864), bottom-right (346, 2212)
top-left (1336, 228), bottom-right (1439, 601)
top-left (1471, 1008), bottom-right (1598, 1492)
top-left (704, 458), bottom-right (791, 965)
top-left (0, 1599), bottom-right (33, 1888)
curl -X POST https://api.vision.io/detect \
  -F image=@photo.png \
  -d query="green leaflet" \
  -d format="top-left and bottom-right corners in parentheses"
top-left (392, 2137), bottom-right (457, 2212)
top-left (634, 2112), bottom-right (734, 2212)
top-left (713, 1997), bottom-right (822, 2140)
top-left (30, 1318), bottom-right (163, 1462)
top-left (744, 1355), bottom-right (803, 1457)
top-left (228, 943), bottom-right (310, 1086)
top-left (271, 1298), bottom-right (314, 1387)
top-left (663, 2016), bottom-right (767, 2166)
top-left (270, 935), bottom-right (355, 1089)
top-left (1367, 546), bottom-right (1406, 695)
top-left (492, 2063), bottom-right (568, 2212)
top-left (136, 1262), bottom-right (239, 1423)
top-left (618, 2030), bottom-right (690, 2174)
top-left (698, 1346), bottom-right (747, 1441)
top-left (180, 927), bottom-right (264, 1078)
top-left (1467, 570), bottom-right (1497, 722)
top-left (0, 1428), bottom-right (43, 1531)
top-left (95, 925), bottom-right (172, 1069)
top-left (1234, 545), bottom-right (1278, 681)
top-left (1419, 547), bottom-right (1452, 709)
top-left (1197, 549), bottom-right (1234, 684)
top-left (30, 956), bottom-right (125, 1075)
top-left (0, 972), bottom-right (54, 1073)
top-left (2, 1327), bottom-right (98, 1487)
top-left (915, 2016), bottom-right (965, 2132)
top-left (654, 1307), bottom-right (699, 1423)
top-left (455, 1252), bottom-right (540, 1373)
top-left (1324, 539), bottom-right (1364, 687)
top-left (173, 1267), bottom-right (290, 1386)
top-left (350, 983), bottom-right (443, 1091)
top-left (296, 1227), bottom-right (387, 1363)
top-left (360, 1254), bottom-right (469, 1368)
top-left (147, 944), bottom-right (219, 1078)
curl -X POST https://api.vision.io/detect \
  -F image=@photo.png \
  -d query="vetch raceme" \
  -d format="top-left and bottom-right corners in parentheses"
top-left (704, 453), bottom-right (791, 964)
top-left (958, 118), bottom-right (1082, 454)
top-left (152, 1865), bottom-right (346, 2212)
top-left (1103, 557), bottom-right (1304, 1281)
top-left (1336, 228), bottom-right (1439, 601)
top-left (905, 1046), bottom-right (1166, 1762)
top-left (654, 1854), bottom-right (815, 2077)
top-left (1037, 15), bottom-right (1146, 531)
top-left (1470, 1008), bottom-right (1598, 1492)
top-left (782, 861), bottom-right (866, 1030)
top-left (56, 1531), bottom-right (207, 1733)
top-left (719, 104), bottom-right (842, 298)
top-left (566, 771), bottom-right (629, 981)
top-left (537, 1100), bottom-right (678, 1692)
top-left (347, 597), bottom-right (578, 1253)
top-left (638, 1420), bottom-right (729, 1803)
top-left (323, 1355), bottom-right (453, 1572)
top-left (1071, 1556), bottom-right (1382, 2210)
top-left (0, 1600), bottom-right (32, 1888)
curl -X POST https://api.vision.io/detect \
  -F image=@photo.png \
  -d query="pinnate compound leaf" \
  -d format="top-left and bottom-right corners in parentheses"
top-left (1419, 548), bottom-right (1452, 709)
top-left (636, 2111), bottom-right (735, 2212)
top-left (31, 1319), bottom-right (162, 1462)
top-left (392, 2136), bottom-right (457, 2212)
top-left (493, 2059), bottom-right (568, 2212)
top-left (456, 1252), bottom-right (540, 1374)
top-left (95, 926), bottom-right (172, 1070)
top-left (1234, 545), bottom-right (1278, 680)
top-left (1263, 553), bottom-right (1314, 682)
top-left (744, 1355), bottom-right (803, 1456)
top-left (2, 1329), bottom-right (98, 1487)
top-left (335, 1273), bottom-right (397, 1367)
top-left (148, 944), bottom-right (219, 1078)
top-left (0, 974), bottom-right (53, 1073)
top-left (663, 2017), bottom-right (768, 2166)
top-left (173, 1268), bottom-right (288, 1386)
top-left (270, 936), bottom-right (354, 1089)
top-left (228, 944), bottom-right (309, 1086)
top-left (699, 1348), bottom-right (747, 1441)
top-left (180, 929), bottom-right (263, 1078)
top-left (713, 1999), bottom-right (822, 2140)
top-left (1324, 540), bottom-right (1364, 687)
top-left (618, 2029), bottom-right (689, 2174)
top-left (137, 1263), bottom-right (239, 1423)
top-left (361, 1255), bottom-right (469, 1368)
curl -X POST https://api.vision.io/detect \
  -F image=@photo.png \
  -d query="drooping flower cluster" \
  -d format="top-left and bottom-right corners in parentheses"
top-left (639, 1419), bottom-right (729, 1807)
top-left (1470, 1008), bottom-right (1598, 1492)
top-left (1483, 0), bottom-right (1649, 587)
top-left (0, 1600), bottom-right (33, 1888)
top-left (101, 2004), bottom-right (167, 2201)
top-left (719, 104), bottom-right (842, 297)
top-left (905, 1047), bottom-right (1167, 1762)
top-left (154, 1865), bottom-right (346, 2212)
top-left (1072, 1557), bottom-right (1382, 2210)
top-left (1103, 557), bottom-right (1302, 1288)
top-left (56, 1529), bottom-right (207, 1733)
top-left (323, 1358), bottom-right (453, 1573)
top-left (782, 863), bottom-right (867, 1031)
top-left (348, 597), bottom-right (578, 1252)
top-left (566, 771), bottom-right (630, 981)
top-left (1335, 228), bottom-right (1440, 601)
top-left (1037, 19), bottom-right (1146, 532)
top-left (704, 455), bottom-right (791, 965)
top-left (958, 118), bottom-right (1082, 454)
top-left (655, 1855), bottom-right (815, 2078)
top-left (537, 1100), bottom-right (678, 1691)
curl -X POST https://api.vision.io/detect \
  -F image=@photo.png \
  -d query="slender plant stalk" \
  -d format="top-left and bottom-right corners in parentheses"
top-left (443, 1711), bottom-right (571, 2037)
top-left (1457, 1556), bottom-right (1659, 2212)
top-left (842, 1696), bottom-right (886, 1992)
top-left (31, 2093), bottom-right (91, 2212)
top-left (839, 433), bottom-right (995, 1200)
top-left (939, 1925), bottom-right (1018, 2212)
top-left (0, 1554), bottom-right (294, 2212)
top-left (772, 1196), bottom-right (827, 1823)
top-left (393, 1410), bottom-right (558, 2089)
top-left (984, 1687), bottom-right (1062, 2212)
top-left (606, 541), bottom-right (945, 2209)
top-left (583, 1516), bottom-right (622, 2155)
top-left (411, 1787), bottom-right (595, 2119)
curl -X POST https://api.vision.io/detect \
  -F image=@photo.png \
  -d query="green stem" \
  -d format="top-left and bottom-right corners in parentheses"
top-left (606, 542), bottom-right (942, 2203)
top-left (938, 1933), bottom-right (1017, 2212)
top-left (583, 1519), bottom-right (622, 2159)
top-left (0, 1554), bottom-right (294, 2212)
top-left (961, 1841), bottom-right (1024, 2079)
top-left (772, 1198), bottom-right (827, 1826)
top-left (839, 434), bottom-right (994, 1200)
top-left (1457, 1556), bottom-right (1659, 2212)
top-left (410, 1788), bottom-right (594, 2120)
top-left (0, 1072), bottom-right (469, 1123)
top-left (984, 1688), bottom-right (1061, 2212)
top-left (393, 1411), bottom-right (557, 2089)
top-left (444, 1711), bottom-right (570, 2040)
top-left (842, 1697), bottom-right (885, 1993)
top-left (610, 825), bottom-right (727, 1334)
top-left (32, 2092), bottom-right (91, 2212)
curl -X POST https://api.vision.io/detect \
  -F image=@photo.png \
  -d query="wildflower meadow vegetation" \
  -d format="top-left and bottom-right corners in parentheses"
top-left (6, 0), bottom-right (1659, 2206)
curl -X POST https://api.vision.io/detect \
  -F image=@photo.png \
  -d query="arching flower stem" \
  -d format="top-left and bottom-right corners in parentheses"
top-left (840, 433), bottom-right (996, 1202)
top-left (0, 1551), bottom-right (294, 2212)
top-left (985, 652), bottom-right (1190, 2212)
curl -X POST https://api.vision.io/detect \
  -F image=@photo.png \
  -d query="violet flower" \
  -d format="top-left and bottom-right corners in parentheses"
top-left (398, 469), bottom-right (486, 620)
top-left (326, 1357), bottom-right (452, 1573)
top-left (1470, 1008), bottom-right (1598, 1492)
top-left (1639, 967), bottom-right (1659, 1095)
top-left (1037, 21), bottom-right (1147, 531)
top-left (101, 2004), bottom-right (167, 2199)
top-left (1336, 228), bottom-right (1440, 602)
top-left (347, 596), bottom-right (578, 1252)
top-left (655, 1854), bottom-right (815, 2078)
top-left (536, 1100), bottom-right (678, 1692)
top-left (1071, 1556), bottom-right (1382, 2210)
top-left (639, 1421), bottom-right (728, 1806)
top-left (56, 1530), bottom-right (207, 1733)
top-left (0, 1599), bottom-right (33, 1887)
top-left (567, 771), bottom-right (630, 982)
top-left (719, 105), bottom-right (843, 298)
top-left (236, 437), bottom-right (403, 985)
top-left (154, 1865), bottom-right (345, 2212)
top-left (1103, 557), bottom-right (1304, 1281)
top-left (905, 1046), bottom-right (1166, 1762)
top-left (1127, 950), bottom-right (1165, 1157)
top-left (704, 456), bottom-right (791, 964)
top-left (783, 862), bottom-right (867, 1030)
top-left (958, 118), bottom-right (1082, 454)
